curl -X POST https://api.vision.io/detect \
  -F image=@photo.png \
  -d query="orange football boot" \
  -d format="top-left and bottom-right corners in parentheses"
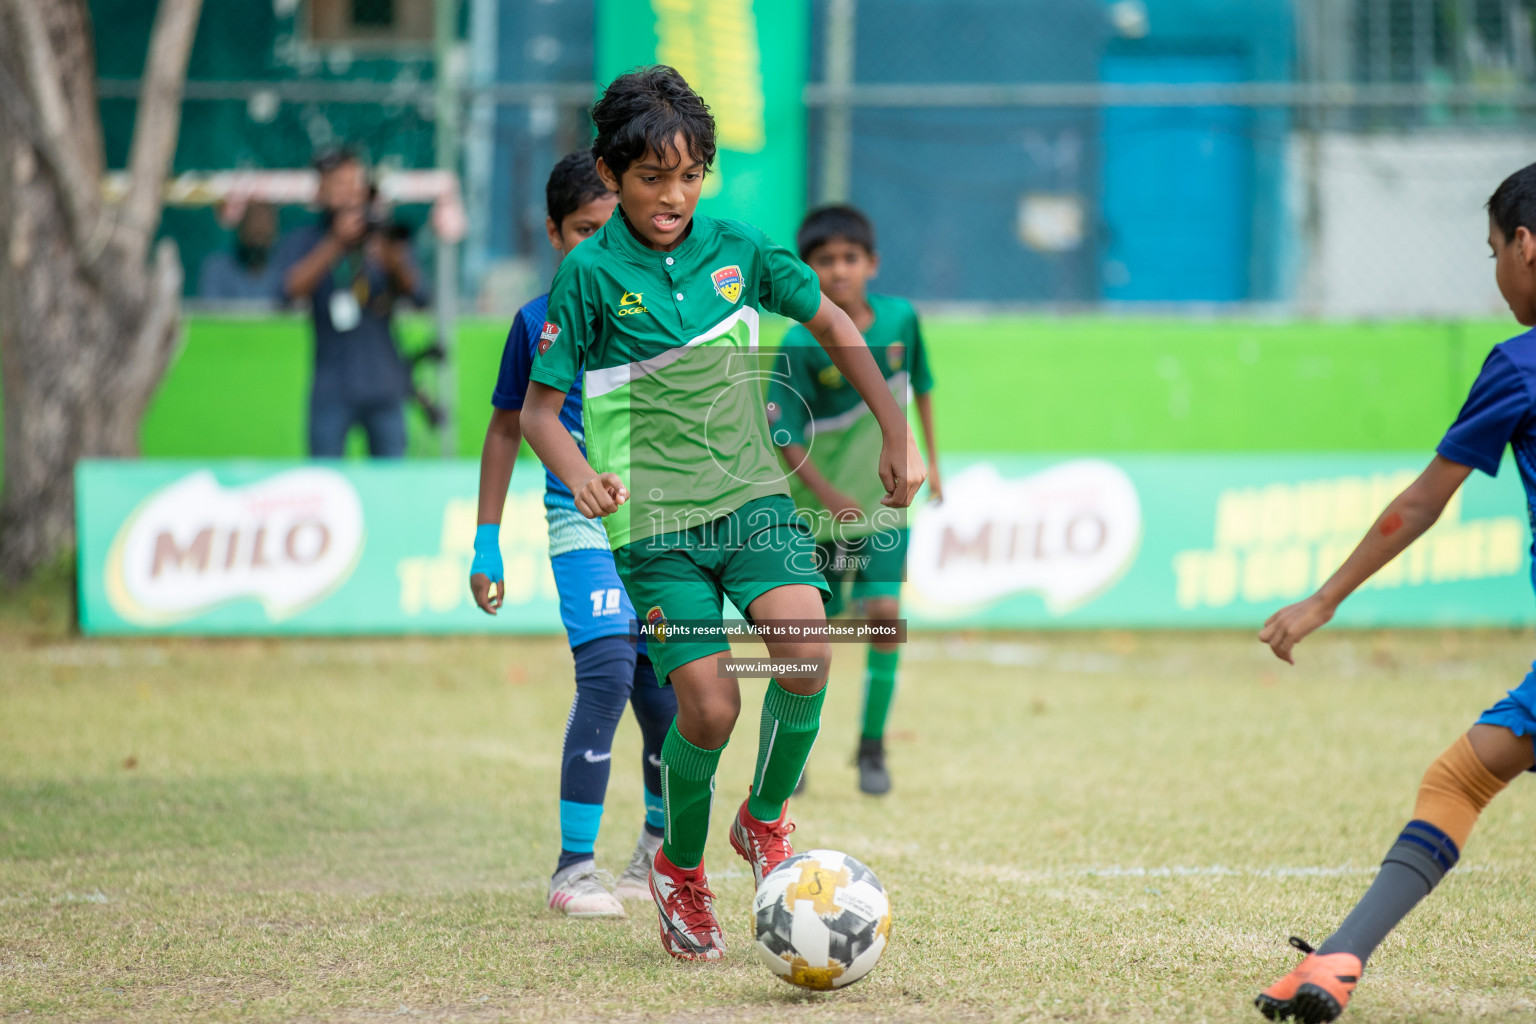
top-left (1255, 937), bottom-right (1361, 1023)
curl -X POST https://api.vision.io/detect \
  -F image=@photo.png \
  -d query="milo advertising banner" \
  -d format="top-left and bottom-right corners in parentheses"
top-left (907, 455), bottom-right (1533, 628)
top-left (78, 460), bottom-right (560, 635)
top-left (595, 0), bottom-right (808, 246)
top-left (77, 455), bottom-right (1535, 635)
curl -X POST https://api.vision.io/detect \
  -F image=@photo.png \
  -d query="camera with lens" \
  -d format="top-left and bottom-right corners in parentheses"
top-left (365, 186), bottom-right (414, 243)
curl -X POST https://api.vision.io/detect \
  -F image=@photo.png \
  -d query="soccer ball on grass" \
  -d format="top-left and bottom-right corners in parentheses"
top-left (751, 849), bottom-right (891, 990)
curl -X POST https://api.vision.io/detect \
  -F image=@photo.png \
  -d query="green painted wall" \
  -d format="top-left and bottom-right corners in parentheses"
top-left (0, 315), bottom-right (1513, 478)
top-left (932, 316), bottom-right (1500, 452)
top-left (128, 314), bottom-right (1511, 459)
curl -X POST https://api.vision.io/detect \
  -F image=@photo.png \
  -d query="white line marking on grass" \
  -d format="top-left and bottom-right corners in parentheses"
top-left (1078, 865), bottom-right (1373, 879)
top-left (0, 890), bottom-right (110, 907)
top-left (966, 864), bottom-right (1494, 884)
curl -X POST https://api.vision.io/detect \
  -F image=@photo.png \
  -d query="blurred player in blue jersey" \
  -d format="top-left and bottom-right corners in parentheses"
top-left (1253, 161), bottom-right (1536, 1022)
top-left (469, 151), bottom-right (676, 918)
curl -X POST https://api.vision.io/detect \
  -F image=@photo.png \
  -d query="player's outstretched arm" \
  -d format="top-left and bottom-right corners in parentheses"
top-left (469, 409), bottom-right (521, 615)
top-left (1259, 454), bottom-right (1472, 664)
top-left (801, 294), bottom-right (926, 507)
top-left (521, 382), bottom-right (628, 519)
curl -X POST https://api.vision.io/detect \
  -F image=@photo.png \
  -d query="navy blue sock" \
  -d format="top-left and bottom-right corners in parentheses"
top-left (629, 653), bottom-right (677, 839)
top-left (556, 635), bottom-right (638, 874)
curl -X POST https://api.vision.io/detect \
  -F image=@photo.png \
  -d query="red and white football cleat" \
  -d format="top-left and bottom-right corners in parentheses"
top-left (649, 847), bottom-right (725, 961)
top-left (729, 798), bottom-right (797, 888)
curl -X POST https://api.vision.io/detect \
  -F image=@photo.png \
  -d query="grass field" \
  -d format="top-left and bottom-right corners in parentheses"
top-left (6, 581), bottom-right (1536, 1022)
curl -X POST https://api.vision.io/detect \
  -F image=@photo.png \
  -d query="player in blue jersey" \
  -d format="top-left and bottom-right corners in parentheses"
top-left (1252, 161), bottom-right (1536, 1022)
top-left (469, 151), bottom-right (677, 919)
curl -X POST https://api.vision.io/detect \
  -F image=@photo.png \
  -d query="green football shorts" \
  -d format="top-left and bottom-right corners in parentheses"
top-left (613, 494), bottom-right (831, 683)
top-left (815, 527), bottom-right (909, 618)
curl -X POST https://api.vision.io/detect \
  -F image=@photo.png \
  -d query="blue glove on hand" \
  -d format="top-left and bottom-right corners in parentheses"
top-left (470, 523), bottom-right (503, 582)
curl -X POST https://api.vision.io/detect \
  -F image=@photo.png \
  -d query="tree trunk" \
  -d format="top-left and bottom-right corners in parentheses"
top-left (0, 0), bottom-right (200, 585)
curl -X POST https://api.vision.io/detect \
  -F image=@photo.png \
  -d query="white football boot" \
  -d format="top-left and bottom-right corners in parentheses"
top-left (547, 860), bottom-right (626, 918)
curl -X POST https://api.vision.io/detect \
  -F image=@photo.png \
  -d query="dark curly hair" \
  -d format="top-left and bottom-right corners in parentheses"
top-left (1489, 162), bottom-right (1536, 243)
top-left (591, 65), bottom-right (717, 179)
top-left (797, 205), bottom-right (877, 261)
top-left (545, 150), bottom-right (611, 230)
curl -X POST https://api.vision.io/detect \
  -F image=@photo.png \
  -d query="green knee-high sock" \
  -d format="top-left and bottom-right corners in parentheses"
top-left (860, 647), bottom-right (900, 741)
top-left (748, 680), bottom-right (825, 821)
top-left (660, 724), bottom-right (725, 870)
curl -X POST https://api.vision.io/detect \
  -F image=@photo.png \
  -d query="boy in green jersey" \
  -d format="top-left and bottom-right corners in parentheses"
top-left (766, 206), bottom-right (941, 796)
top-left (519, 66), bottom-right (926, 961)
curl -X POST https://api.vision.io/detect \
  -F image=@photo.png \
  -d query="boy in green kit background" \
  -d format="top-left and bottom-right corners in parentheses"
top-left (518, 66), bottom-right (926, 962)
top-left (766, 205), bottom-right (941, 796)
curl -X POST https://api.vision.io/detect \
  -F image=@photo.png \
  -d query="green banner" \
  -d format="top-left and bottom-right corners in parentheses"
top-left (76, 455), bottom-right (1536, 635)
top-left (77, 460), bottom-right (559, 636)
top-left (595, 0), bottom-right (808, 246)
top-left (907, 454), bottom-right (1533, 628)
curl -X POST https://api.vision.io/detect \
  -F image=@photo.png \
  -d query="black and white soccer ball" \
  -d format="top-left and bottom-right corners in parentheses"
top-left (751, 849), bottom-right (891, 990)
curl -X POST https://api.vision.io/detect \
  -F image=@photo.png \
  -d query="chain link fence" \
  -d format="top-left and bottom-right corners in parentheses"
top-left (802, 0), bottom-right (1536, 315)
top-left (1289, 0), bottom-right (1536, 316)
top-left (96, 0), bottom-right (1536, 317)
top-left (97, 0), bottom-right (447, 309)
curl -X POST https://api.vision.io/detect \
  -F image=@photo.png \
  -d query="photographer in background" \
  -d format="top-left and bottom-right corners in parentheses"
top-left (274, 147), bottom-right (429, 458)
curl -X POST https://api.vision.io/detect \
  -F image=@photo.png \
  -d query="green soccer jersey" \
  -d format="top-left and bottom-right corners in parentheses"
top-left (529, 209), bottom-right (823, 550)
top-left (767, 293), bottom-right (933, 541)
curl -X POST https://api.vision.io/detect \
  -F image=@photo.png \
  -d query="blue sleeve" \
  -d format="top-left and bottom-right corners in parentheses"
top-left (491, 311), bottom-right (538, 410)
top-left (1437, 348), bottom-right (1532, 476)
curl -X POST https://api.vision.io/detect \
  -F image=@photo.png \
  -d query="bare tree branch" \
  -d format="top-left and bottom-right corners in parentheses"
top-left (0, 66), bottom-right (111, 285)
top-left (0, 0), bottom-right (199, 581)
top-left (121, 0), bottom-right (204, 265)
top-left (0, 0), bottom-right (109, 268)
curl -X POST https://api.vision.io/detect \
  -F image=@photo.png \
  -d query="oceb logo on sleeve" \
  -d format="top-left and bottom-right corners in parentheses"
top-left (538, 321), bottom-right (560, 355)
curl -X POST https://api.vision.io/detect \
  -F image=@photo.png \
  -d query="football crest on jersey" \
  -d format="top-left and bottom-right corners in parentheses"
top-left (645, 605), bottom-right (668, 643)
top-left (711, 265), bottom-right (744, 303)
top-left (886, 342), bottom-right (906, 371)
top-left (538, 321), bottom-right (560, 355)
top-left (818, 364), bottom-right (845, 388)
